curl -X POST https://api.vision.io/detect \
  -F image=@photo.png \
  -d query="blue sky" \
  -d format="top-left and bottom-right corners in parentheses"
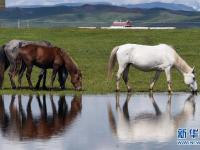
top-left (6, 0), bottom-right (200, 10)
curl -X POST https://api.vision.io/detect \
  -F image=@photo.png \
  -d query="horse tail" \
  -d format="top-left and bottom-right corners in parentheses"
top-left (108, 46), bottom-right (119, 79)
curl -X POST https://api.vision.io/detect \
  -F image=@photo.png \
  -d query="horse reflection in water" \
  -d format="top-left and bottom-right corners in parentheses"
top-left (0, 95), bottom-right (82, 140)
top-left (108, 93), bottom-right (195, 143)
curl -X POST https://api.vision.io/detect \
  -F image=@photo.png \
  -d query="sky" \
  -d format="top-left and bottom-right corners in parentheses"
top-left (6, 0), bottom-right (200, 10)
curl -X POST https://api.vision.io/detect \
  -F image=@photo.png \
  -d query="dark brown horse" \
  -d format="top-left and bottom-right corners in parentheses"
top-left (19, 44), bottom-right (82, 90)
top-left (0, 45), bottom-right (10, 89)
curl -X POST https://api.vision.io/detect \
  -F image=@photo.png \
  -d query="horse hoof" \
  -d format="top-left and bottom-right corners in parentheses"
top-left (149, 88), bottom-right (153, 92)
top-left (12, 86), bottom-right (16, 89)
top-left (168, 90), bottom-right (173, 95)
top-left (61, 86), bottom-right (65, 90)
top-left (34, 88), bottom-right (39, 90)
top-left (115, 89), bottom-right (120, 92)
top-left (42, 86), bottom-right (48, 90)
top-left (34, 86), bottom-right (40, 90)
top-left (127, 88), bottom-right (132, 92)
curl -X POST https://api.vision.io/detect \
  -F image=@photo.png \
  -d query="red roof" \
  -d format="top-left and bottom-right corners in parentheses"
top-left (112, 21), bottom-right (132, 27)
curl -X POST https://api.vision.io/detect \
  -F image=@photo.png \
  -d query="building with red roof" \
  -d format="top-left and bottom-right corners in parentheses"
top-left (111, 20), bottom-right (132, 27)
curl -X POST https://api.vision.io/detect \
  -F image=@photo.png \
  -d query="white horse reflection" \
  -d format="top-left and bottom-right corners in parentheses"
top-left (108, 93), bottom-right (195, 143)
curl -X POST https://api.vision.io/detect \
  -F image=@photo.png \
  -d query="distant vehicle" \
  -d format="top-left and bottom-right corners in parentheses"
top-left (111, 20), bottom-right (132, 28)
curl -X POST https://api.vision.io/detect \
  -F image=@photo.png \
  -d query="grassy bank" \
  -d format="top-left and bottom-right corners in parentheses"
top-left (0, 28), bottom-right (199, 94)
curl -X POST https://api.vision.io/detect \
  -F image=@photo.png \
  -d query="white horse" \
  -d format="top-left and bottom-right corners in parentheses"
top-left (108, 44), bottom-right (197, 93)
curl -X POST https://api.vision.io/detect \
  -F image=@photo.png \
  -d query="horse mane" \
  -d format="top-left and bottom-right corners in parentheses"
top-left (173, 50), bottom-right (192, 74)
top-left (58, 48), bottom-right (79, 72)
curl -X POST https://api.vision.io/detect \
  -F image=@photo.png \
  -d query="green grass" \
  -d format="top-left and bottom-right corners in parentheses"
top-left (0, 28), bottom-right (200, 94)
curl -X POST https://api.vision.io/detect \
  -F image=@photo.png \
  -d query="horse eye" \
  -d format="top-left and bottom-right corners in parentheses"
top-left (193, 77), bottom-right (196, 80)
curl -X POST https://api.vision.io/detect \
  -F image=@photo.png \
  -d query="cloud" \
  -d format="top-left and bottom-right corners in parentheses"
top-left (6, 0), bottom-right (200, 10)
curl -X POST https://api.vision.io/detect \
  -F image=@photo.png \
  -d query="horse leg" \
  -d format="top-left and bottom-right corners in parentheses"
top-left (0, 65), bottom-right (5, 89)
top-left (8, 65), bottom-right (16, 89)
top-left (18, 95), bottom-right (26, 123)
top-left (50, 95), bottom-right (57, 116)
top-left (26, 65), bottom-right (33, 89)
top-left (58, 69), bottom-right (63, 89)
top-left (149, 94), bottom-right (161, 116)
top-left (50, 66), bottom-right (59, 90)
top-left (115, 92), bottom-right (120, 110)
top-left (166, 94), bottom-right (172, 117)
top-left (0, 70), bottom-right (4, 89)
top-left (35, 70), bottom-right (43, 90)
top-left (122, 64), bottom-right (131, 92)
top-left (165, 67), bottom-right (172, 94)
top-left (26, 95), bottom-right (33, 120)
top-left (42, 69), bottom-right (47, 90)
top-left (122, 92), bottom-right (132, 121)
top-left (149, 71), bottom-right (161, 92)
top-left (18, 63), bottom-right (26, 89)
top-left (58, 68), bottom-right (67, 90)
top-left (116, 64), bottom-right (126, 92)
top-left (35, 69), bottom-right (47, 90)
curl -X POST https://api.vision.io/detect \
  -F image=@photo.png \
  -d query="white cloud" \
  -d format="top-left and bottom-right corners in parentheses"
top-left (6, 0), bottom-right (200, 10)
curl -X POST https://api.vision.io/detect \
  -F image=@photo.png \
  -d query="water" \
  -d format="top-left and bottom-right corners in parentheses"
top-left (0, 93), bottom-right (199, 150)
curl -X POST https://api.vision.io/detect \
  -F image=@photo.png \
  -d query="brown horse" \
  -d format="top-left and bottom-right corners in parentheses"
top-left (18, 44), bottom-right (82, 90)
top-left (0, 43), bottom-right (68, 90)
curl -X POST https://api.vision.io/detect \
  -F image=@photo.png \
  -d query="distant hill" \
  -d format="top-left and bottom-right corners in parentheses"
top-left (8, 2), bottom-right (112, 8)
top-left (0, 4), bottom-right (200, 28)
top-left (122, 2), bottom-right (195, 11)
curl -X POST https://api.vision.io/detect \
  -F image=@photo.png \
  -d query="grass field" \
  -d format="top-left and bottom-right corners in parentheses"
top-left (0, 28), bottom-right (199, 94)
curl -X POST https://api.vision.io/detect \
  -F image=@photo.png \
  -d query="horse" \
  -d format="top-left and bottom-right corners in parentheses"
top-left (3, 39), bottom-right (68, 89)
top-left (18, 44), bottom-right (82, 90)
top-left (108, 43), bottom-right (197, 93)
top-left (107, 93), bottom-right (195, 142)
top-left (0, 45), bottom-right (10, 89)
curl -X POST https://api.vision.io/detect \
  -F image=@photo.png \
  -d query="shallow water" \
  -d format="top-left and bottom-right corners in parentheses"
top-left (0, 93), bottom-right (200, 150)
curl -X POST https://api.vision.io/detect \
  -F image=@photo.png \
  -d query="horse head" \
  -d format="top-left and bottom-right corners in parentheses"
top-left (183, 67), bottom-right (197, 94)
top-left (71, 69), bottom-right (82, 91)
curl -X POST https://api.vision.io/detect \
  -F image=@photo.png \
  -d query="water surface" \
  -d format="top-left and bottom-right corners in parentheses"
top-left (0, 93), bottom-right (199, 150)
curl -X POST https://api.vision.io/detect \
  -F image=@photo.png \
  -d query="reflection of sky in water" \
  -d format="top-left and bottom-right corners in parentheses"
top-left (0, 93), bottom-right (199, 150)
